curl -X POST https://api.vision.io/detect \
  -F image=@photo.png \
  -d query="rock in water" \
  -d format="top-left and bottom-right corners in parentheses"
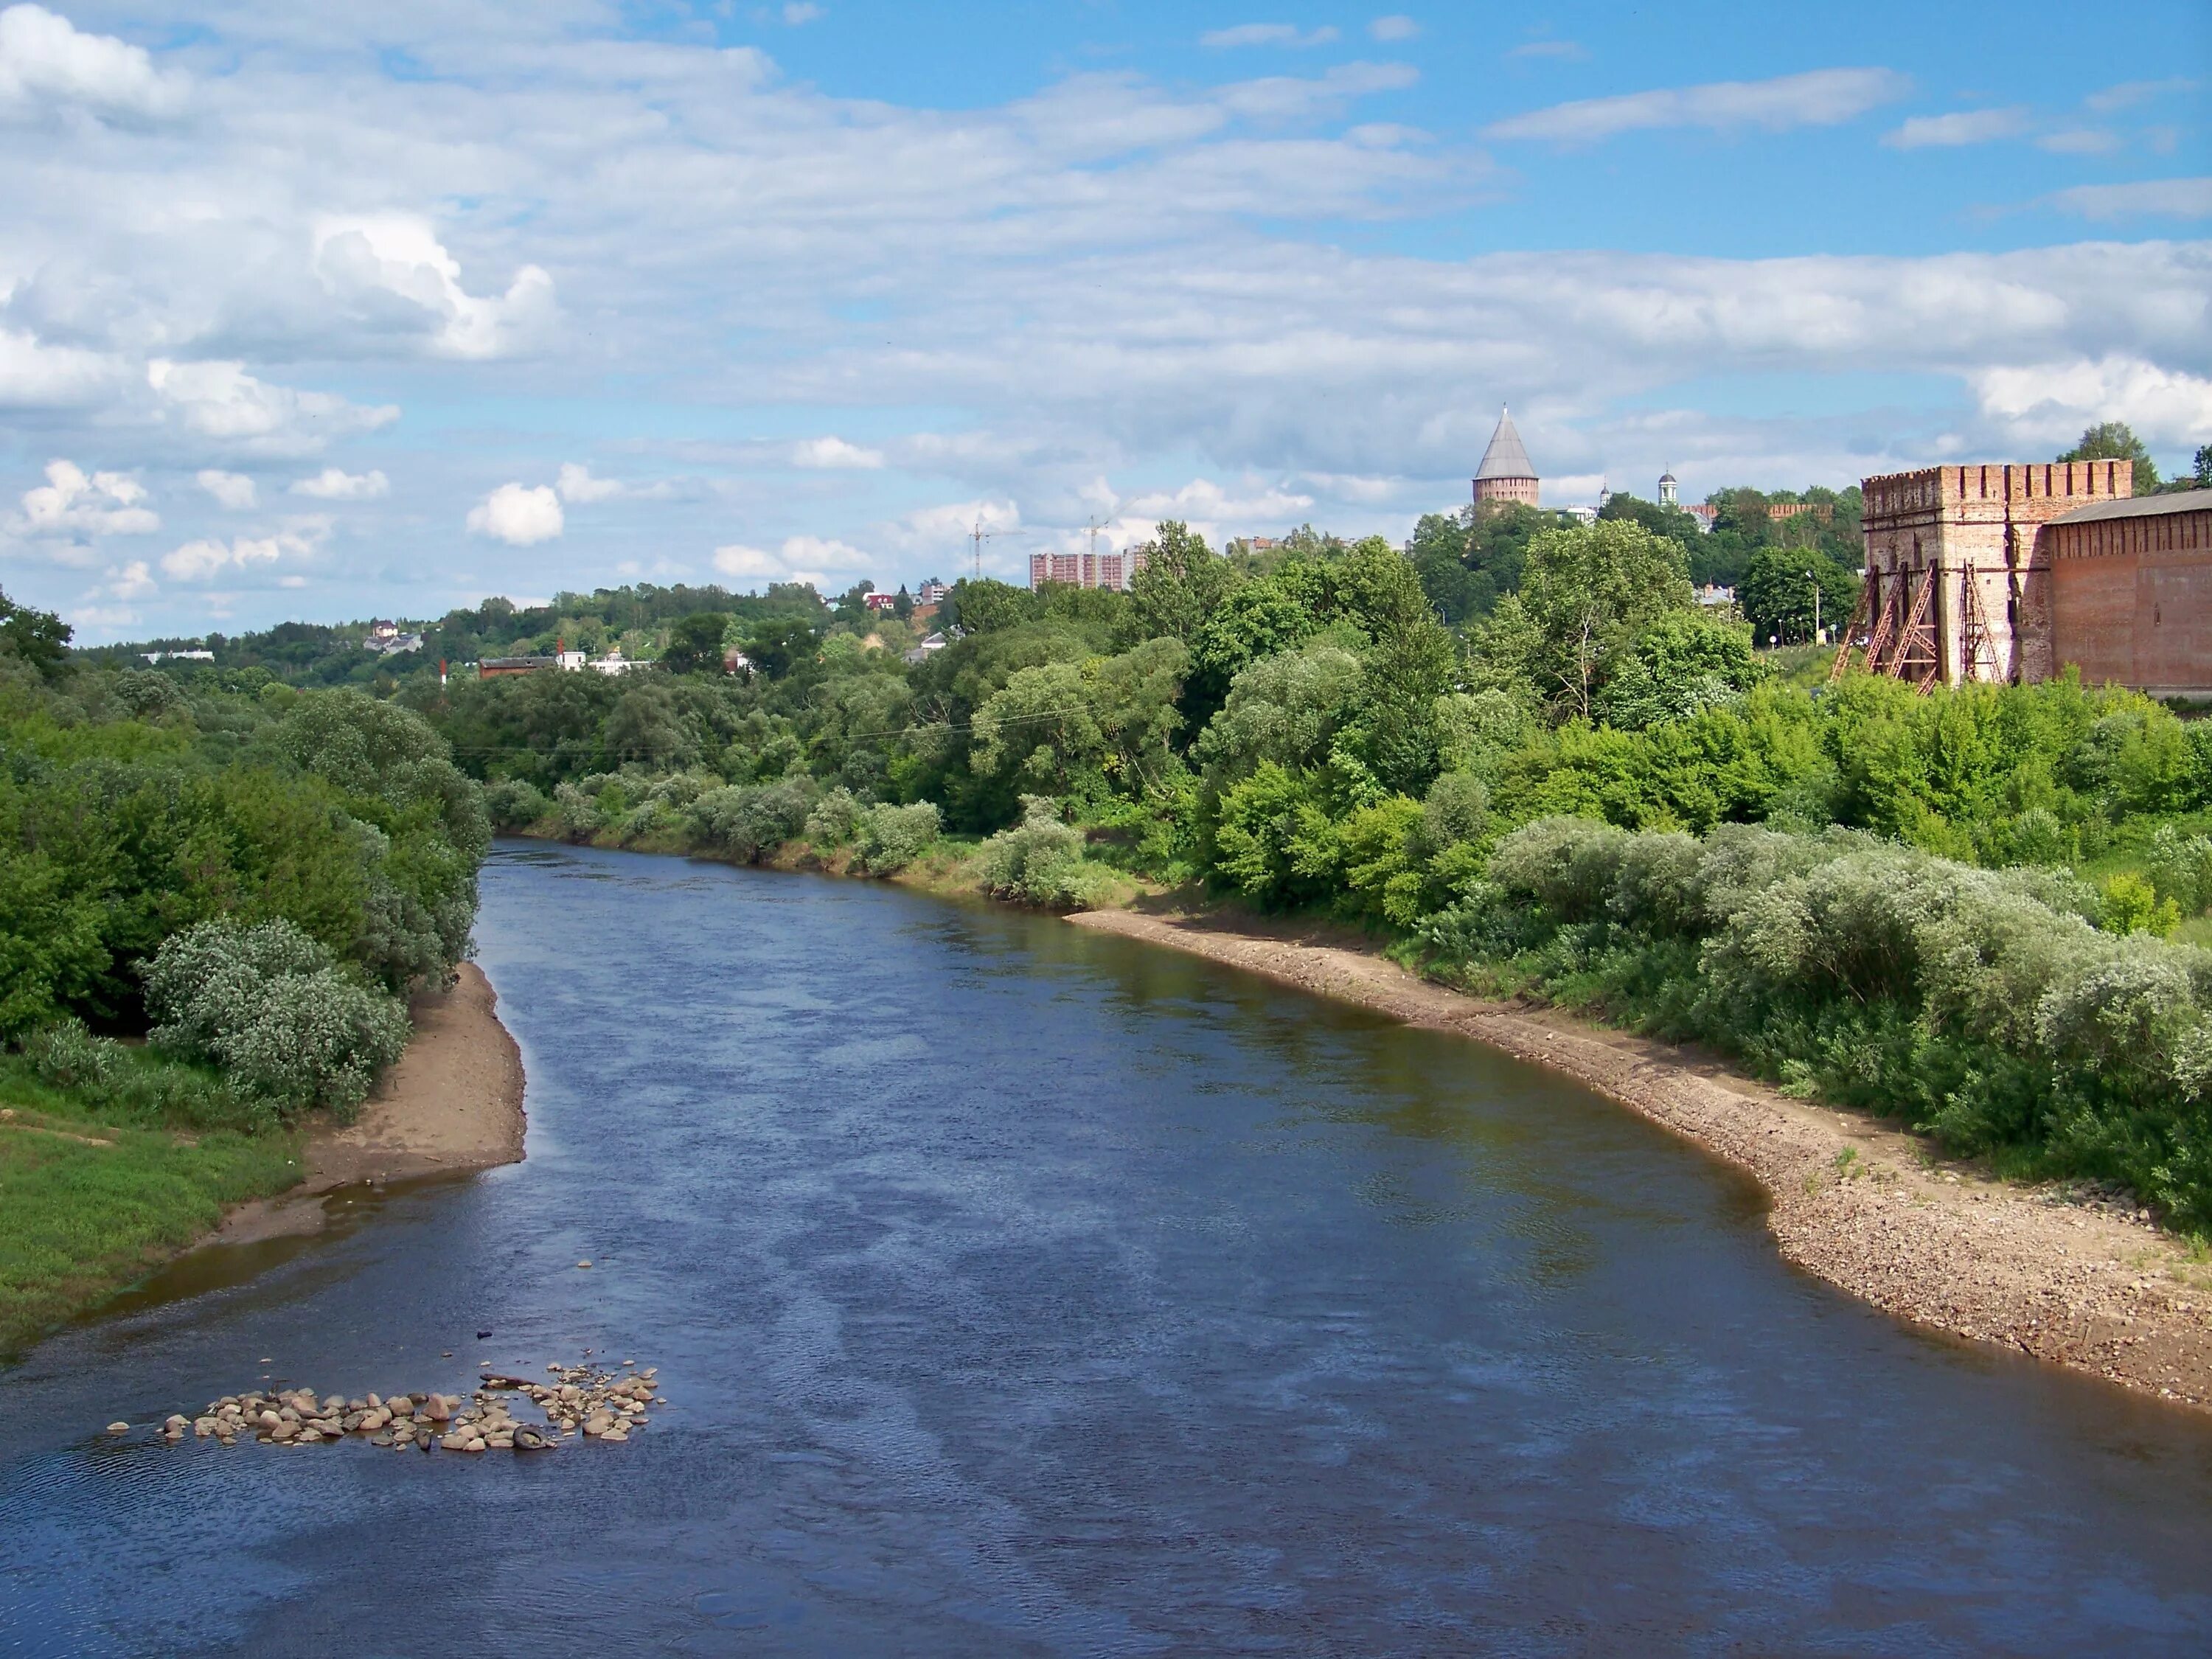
top-left (105, 1422), bottom-right (129, 1435)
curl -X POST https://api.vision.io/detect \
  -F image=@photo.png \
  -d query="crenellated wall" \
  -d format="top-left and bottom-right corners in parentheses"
top-left (1857, 461), bottom-right (2134, 685)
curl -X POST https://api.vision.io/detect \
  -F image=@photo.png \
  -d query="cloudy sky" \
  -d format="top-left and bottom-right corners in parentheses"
top-left (1, 1), bottom-right (2206, 641)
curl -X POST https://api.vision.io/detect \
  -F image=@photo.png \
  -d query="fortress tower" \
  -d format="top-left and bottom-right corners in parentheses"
top-left (1473, 407), bottom-right (1539, 510)
top-left (1852, 461), bottom-right (2135, 687)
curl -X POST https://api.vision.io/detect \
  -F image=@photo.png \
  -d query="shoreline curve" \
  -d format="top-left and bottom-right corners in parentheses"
top-left (210, 963), bottom-right (526, 1248)
top-left (1068, 905), bottom-right (2212, 1416)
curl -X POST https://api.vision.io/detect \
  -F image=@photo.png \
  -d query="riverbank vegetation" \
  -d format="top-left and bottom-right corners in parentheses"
top-left (0, 589), bottom-right (489, 1345)
top-left (366, 501), bottom-right (2211, 1228)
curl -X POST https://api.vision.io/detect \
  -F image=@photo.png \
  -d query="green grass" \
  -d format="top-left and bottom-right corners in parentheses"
top-left (0, 1062), bottom-right (300, 1353)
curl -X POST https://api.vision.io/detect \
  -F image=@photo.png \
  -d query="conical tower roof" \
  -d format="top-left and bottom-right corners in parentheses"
top-left (1475, 406), bottom-right (1537, 481)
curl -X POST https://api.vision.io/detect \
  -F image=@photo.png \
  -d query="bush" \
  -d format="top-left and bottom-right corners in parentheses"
top-left (978, 798), bottom-right (1106, 908)
top-left (1439, 815), bottom-right (2212, 1226)
top-left (857, 801), bottom-right (941, 874)
top-left (18, 1018), bottom-right (274, 1133)
top-left (143, 919), bottom-right (410, 1117)
top-left (805, 786), bottom-right (866, 847)
top-left (483, 777), bottom-right (552, 829)
top-left (688, 777), bottom-right (817, 862)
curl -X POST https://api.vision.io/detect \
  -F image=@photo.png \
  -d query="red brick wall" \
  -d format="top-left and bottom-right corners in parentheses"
top-left (2045, 507), bottom-right (2212, 695)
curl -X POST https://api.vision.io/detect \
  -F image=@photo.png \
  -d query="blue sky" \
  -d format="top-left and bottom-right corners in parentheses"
top-left (1, 0), bottom-right (2205, 640)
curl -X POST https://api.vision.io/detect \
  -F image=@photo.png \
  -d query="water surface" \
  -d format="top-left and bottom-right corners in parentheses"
top-left (4, 843), bottom-right (2211, 1655)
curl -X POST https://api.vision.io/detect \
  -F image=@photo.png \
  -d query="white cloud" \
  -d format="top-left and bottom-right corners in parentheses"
top-left (0, 327), bottom-right (119, 408)
top-left (712, 543), bottom-right (780, 579)
top-left (1882, 108), bottom-right (2029, 150)
top-left (0, 3), bottom-right (186, 121)
top-left (790, 436), bottom-right (884, 469)
top-left (713, 534), bottom-right (869, 584)
top-left (1506, 40), bottom-right (1586, 61)
top-left (291, 466), bottom-right (389, 500)
top-left (2085, 77), bottom-right (2199, 114)
top-left (311, 215), bottom-right (558, 361)
top-left (2039, 177), bottom-right (2212, 220)
top-left (196, 469), bottom-right (257, 509)
top-left (1487, 68), bottom-right (1909, 143)
top-left (1970, 355), bottom-right (2212, 449)
top-left (556, 462), bottom-right (624, 502)
top-left (17, 459), bottom-right (158, 535)
top-left (161, 523), bottom-right (322, 581)
top-left (466, 482), bottom-right (563, 545)
top-left (1370, 16), bottom-right (1420, 43)
top-left (2037, 128), bottom-right (2121, 156)
top-left (103, 558), bottom-right (155, 599)
top-left (147, 359), bottom-right (399, 456)
top-left (1201, 24), bottom-right (1340, 49)
top-left (872, 498), bottom-right (1020, 558)
top-left (782, 2), bottom-right (824, 22)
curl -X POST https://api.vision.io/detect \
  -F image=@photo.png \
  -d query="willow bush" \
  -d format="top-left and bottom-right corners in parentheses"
top-left (1423, 817), bottom-right (2212, 1224)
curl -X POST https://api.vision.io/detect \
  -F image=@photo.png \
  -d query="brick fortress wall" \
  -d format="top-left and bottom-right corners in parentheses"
top-left (2043, 502), bottom-right (2212, 699)
top-left (1858, 461), bottom-right (2133, 685)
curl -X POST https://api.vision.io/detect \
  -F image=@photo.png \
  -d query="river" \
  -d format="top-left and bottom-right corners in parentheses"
top-left (4, 842), bottom-right (2212, 1655)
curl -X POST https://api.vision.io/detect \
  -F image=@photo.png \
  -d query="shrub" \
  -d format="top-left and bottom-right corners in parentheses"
top-left (143, 919), bottom-right (409, 1116)
top-left (552, 780), bottom-right (608, 838)
top-left (978, 797), bottom-right (1105, 908)
top-left (2146, 826), bottom-right (2212, 917)
top-left (2101, 871), bottom-right (2180, 937)
top-left (688, 777), bottom-right (817, 862)
top-left (483, 777), bottom-right (552, 829)
top-left (18, 1018), bottom-right (274, 1133)
top-left (805, 786), bottom-right (866, 847)
top-left (1435, 815), bottom-right (2212, 1226)
top-left (857, 801), bottom-right (941, 874)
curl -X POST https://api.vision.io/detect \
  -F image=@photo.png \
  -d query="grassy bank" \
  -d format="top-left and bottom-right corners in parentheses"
top-left (0, 1057), bottom-right (299, 1352)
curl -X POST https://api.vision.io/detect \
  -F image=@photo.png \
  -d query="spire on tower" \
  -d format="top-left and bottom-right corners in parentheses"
top-left (1472, 406), bottom-right (1539, 510)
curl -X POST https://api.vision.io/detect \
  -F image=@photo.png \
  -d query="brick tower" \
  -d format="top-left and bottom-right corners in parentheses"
top-left (1473, 407), bottom-right (1539, 510)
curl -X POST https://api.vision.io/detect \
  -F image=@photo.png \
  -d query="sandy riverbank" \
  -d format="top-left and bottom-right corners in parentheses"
top-left (211, 964), bottom-right (526, 1247)
top-left (1070, 906), bottom-right (2212, 1414)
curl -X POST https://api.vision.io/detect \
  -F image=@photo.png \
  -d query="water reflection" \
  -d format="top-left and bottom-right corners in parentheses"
top-left (1, 841), bottom-right (2209, 1657)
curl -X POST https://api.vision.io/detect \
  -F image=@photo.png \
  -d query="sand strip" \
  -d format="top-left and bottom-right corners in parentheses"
top-left (1070, 907), bottom-right (2212, 1414)
top-left (211, 964), bottom-right (526, 1246)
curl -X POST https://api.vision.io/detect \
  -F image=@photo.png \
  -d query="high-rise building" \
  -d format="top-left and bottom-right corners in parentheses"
top-left (1473, 407), bottom-right (1539, 509)
top-left (1030, 547), bottom-right (1127, 590)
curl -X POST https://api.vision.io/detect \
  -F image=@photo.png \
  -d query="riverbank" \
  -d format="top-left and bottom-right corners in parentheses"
top-left (1071, 906), bottom-right (2212, 1414)
top-left (211, 964), bottom-right (526, 1247)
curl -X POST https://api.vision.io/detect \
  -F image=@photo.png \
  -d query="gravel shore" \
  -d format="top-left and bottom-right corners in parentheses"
top-left (1070, 907), bottom-right (2212, 1415)
top-left (209, 964), bottom-right (526, 1247)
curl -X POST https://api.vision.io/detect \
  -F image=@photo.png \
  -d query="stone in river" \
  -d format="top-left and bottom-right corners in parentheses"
top-left (105, 1422), bottom-right (129, 1434)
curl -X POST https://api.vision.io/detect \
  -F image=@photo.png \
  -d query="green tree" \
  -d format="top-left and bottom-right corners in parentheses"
top-left (742, 615), bottom-right (821, 680)
top-left (662, 611), bottom-right (732, 676)
top-left (1475, 519), bottom-right (1696, 723)
top-left (0, 588), bottom-right (72, 680)
top-left (2061, 421), bottom-right (2160, 495)
top-left (1124, 522), bottom-right (1234, 645)
top-left (1739, 546), bottom-right (1860, 645)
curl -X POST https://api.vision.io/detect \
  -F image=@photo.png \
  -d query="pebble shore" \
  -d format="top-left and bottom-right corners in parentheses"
top-left (122, 1358), bottom-right (662, 1454)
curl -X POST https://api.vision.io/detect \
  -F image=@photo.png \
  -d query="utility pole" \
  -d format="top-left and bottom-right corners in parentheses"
top-left (1804, 569), bottom-right (1821, 644)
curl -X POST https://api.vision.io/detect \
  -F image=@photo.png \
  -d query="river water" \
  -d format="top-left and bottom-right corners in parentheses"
top-left (4, 843), bottom-right (2212, 1655)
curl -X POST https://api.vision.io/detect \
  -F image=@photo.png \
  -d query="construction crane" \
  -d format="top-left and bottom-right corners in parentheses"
top-left (968, 517), bottom-right (1026, 580)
